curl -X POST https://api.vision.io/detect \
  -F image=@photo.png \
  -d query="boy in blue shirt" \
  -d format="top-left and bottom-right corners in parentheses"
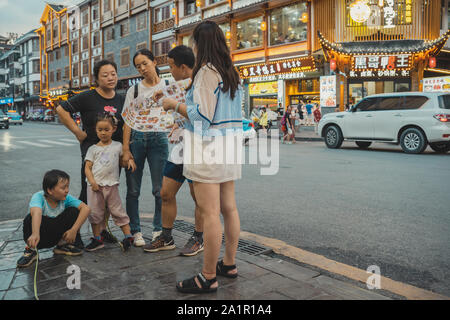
top-left (17, 170), bottom-right (91, 268)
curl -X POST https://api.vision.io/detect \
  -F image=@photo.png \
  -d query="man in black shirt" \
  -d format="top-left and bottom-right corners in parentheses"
top-left (56, 60), bottom-right (125, 243)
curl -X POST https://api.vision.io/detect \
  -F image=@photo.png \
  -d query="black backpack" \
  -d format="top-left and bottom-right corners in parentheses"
top-left (134, 79), bottom-right (170, 99)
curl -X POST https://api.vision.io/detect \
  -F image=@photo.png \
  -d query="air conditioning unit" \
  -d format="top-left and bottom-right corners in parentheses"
top-left (73, 78), bottom-right (79, 86)
top-left (82, 77), bottom-right (89, 85)
top-left (72, 54), bottom-right (79, 63)
top-left (82, 51), bottom-right (89, 60)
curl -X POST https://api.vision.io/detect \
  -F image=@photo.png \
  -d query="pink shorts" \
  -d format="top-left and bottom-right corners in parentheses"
top-left (87, 185), bottom-right (130, 227)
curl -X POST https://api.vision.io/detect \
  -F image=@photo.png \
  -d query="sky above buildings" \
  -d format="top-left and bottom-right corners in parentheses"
top-left (0, 0), bottom-right (80, 39)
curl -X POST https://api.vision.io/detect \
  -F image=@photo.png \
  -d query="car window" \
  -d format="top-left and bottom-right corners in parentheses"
top-left (377, 97), bottom-right (402, 111)
top-left (355, 98), bottom-right (378, 112)
top-left (439, 94), bottom-right (450, 109)
top-left (399, 96), bottom-right (428, 110)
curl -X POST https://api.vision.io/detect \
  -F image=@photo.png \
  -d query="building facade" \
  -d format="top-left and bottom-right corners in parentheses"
top-left (0, 47), bottom-right (21, 112)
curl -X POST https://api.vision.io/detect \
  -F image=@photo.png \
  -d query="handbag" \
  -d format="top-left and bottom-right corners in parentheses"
top-left (288, 127), bottom-right (293, 135)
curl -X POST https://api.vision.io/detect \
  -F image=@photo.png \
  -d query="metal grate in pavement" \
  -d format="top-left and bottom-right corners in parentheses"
top-left (173, 220), bottom-right (272, 256)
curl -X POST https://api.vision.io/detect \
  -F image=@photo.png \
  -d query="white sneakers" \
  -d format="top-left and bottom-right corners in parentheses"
top-left (152, 230), bottom-right (162, 241)
top-left (133, 232), bottom-right (146, 247)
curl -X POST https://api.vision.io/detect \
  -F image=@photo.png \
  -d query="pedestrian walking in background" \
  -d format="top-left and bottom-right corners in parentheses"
top-left (160, 21), bottom-right (243, 294)
top-left (305, 100), bottom-right (314, 126)
top-left (56, 60), bottom-right (124, 244)
top-left (121, 49), bottom-right (169, 246)
top-left (289, 106), bottom-right (297, 143)
top-left (313, 106), bottom-right (322, 134)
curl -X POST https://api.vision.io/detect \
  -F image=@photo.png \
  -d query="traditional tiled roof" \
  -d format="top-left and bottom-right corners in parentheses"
top-left (318, 30), bottom-right (450, 56)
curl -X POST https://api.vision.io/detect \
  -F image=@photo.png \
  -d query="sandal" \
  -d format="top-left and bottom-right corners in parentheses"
top-left (176, 272), bottom-right (218, 294)
top-left (216, 260), bottom-right (238, 278)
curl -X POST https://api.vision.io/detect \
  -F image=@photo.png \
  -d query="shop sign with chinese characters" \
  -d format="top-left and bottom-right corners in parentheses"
top-left (239, 57), bottom-right (316, 79)
top-left (347, 0), bottom-right (413, 28)
top-left (350, 53), bottom-right (412, 78)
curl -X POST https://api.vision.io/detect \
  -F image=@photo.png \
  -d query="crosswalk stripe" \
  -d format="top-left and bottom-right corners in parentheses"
top-left (39, 139), bottom-right (76, 146)
top-left (16, 141), bottom-right (52, 148)
top-left (0, 142), bottom-right (24, 149)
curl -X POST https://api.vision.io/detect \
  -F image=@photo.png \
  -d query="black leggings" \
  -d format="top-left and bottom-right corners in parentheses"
top-left (23, 207), bottom-right (82, 249)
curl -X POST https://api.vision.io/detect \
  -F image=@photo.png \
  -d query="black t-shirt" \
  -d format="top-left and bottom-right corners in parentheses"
top-left (61, 89), bottom-right (125, 144)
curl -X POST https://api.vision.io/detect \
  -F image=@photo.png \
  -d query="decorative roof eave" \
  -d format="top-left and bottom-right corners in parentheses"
top-left (40, 4), bottom-right (66, 25)
top-left (318, 30), bottom-right (450, 58)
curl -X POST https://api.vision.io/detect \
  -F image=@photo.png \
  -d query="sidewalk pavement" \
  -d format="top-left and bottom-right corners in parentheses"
top-left (0, 217), bottom-right (392, 300)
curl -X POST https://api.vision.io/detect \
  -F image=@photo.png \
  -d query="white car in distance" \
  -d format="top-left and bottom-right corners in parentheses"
top-left (318, 92), bottom-right (450, 154)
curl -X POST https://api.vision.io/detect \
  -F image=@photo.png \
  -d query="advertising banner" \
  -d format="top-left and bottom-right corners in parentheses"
top-left (320, 76), bottom-right (337, 108)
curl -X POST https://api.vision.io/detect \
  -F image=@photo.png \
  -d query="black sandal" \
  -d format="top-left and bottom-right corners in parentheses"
top-left (176, 272), bottom-right (218, 294)
top-left (216, 260), bottom-right (238, 278)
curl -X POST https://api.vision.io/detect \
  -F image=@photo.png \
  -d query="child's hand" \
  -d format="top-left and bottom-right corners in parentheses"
top-left (63, 228), bottom-right (77, 244)
top-left (127, 159), bottom-right (136, 172)
top-left (153, 90), bottom-right (164, 102)
top-left (27, 233), bottom-right (40, 249)
top-left (91, 182), bottom-right (100, 192)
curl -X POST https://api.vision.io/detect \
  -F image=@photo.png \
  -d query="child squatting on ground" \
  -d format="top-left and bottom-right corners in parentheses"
top-left (84, 111), bottom-right (136, 251)
top-left (17, 170), bottom-right (91, 268)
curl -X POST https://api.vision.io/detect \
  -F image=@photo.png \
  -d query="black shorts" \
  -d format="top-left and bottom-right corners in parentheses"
top-left (163, 161), bottom-right (192, 184)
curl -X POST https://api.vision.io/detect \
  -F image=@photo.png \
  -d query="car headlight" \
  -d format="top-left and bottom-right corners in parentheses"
top-left (3, 117), bottom-right (8, 121)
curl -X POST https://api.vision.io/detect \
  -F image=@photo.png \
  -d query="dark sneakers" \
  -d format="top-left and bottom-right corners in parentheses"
top-left (101, 229), bottom-right (117, 243)
top-left (180, 236), bottom-right (204, 257)
top-left (85, 238), bottom-right (105, 252)
top-left (53, 244), bottom-right (83, 256)
top-left (17, 247), bottom-right (38, 268)
top-left (143, 235), bottom-right (175, 253)
top-left (121, 237), bottom-right (134, 251)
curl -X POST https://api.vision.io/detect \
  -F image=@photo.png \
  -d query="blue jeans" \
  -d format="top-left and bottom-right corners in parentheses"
top-left (125, 131), bottom-right (168, 234)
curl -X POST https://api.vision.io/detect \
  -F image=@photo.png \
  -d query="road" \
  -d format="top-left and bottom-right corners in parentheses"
top-left (1, 122), bottom-right (449, 297)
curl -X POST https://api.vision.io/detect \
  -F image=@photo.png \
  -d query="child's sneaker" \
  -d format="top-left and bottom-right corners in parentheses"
top-left (133, 232), bottom-right (145, 247)
top-left (121, 237), bottom-right (134, 251)
top-left (143, 235), bottom-right (175, 253)
top-left (17, 247), bottom-right (37, 268)
top-left (53, 244), bottom-right (83, 256)
top-left (85, 238), bottom-right (105, 252)
top-left (101, 229), bottom-right (116, 243)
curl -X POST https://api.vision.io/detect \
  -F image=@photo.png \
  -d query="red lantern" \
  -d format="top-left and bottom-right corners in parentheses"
top-left (429, 57), bottom-right (436, 68)
top-left (330, 59), bottom-right (337, 71)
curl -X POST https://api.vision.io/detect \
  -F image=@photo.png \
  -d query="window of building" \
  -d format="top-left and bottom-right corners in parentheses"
top-left (33, 81), bottom-right (40, 94)
top-left (64, 45), bottom-right (69, 57)
top-left (56, 69), bottom-right (61, 81)
top-left (53, 25), bottom-right (58, 39)
top-left (92, 31), bottom-right (100, 47)
top-left (121, 47), bottom-right (130, 67)
top-left (46, 28), bottom-right (51, 42)
top-left (72, 39), bottom-right (79, 52)
top-left (49, 51), bottom-right (54, 62)
top-left (32, 60), bottom-right (40, 74)
top-left (155, 5), bottom-right (171, 23)
top-left (49, 71), bottom-right (54, 83)
top-left (73, 62), bottom-right (79, 77)
top-left (137, 12), bottom-right (147, 31)
top-left (61, 17), bottom-right (67, 35)
top-left (136, 42), bottom-right (147, 51)
top-left (104, 0), bottom-right (111, 12)
top-left (105, 52), bottom-right (114, 63)
top-left (185, 0), bottom-right (197, 16)
top-left (64, 66), bottom-right (70, 80)
top-left (55, 48), bottom-right (60, 60)
top-left (118, 0), bottom-right (126, 6)
top-left (154, 39), bottom-right (172, 56)
top-left (120, 20), bottom-right (129, 37)
top-left (236, 17), bottom-right (263, 50)
top-left (105, 26), bottom-right (114, 41)
top-left (82, 60), bottom-right (89, 75)
top-left (219, 23), bottom-right (230, 47)
top-left (82, 10), bottom-right (89, 26)
top-left (82, 35), bottom-right (89, 51)
top-left (92, 4), bottom-right (99, 21)
top-left (32, 39), bottom-right (39, 52)
top-left (270, 2), bottom-right (308, 46)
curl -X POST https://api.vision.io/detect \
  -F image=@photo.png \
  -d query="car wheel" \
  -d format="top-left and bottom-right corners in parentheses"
top-left (400, 128), bottom-right (427, 154)
top-left (355, 141), bottom-right (372, 149)
top-left (324, 125), bottom-right (343, 149)
top-left (429, 142), bottom-right (450, 154)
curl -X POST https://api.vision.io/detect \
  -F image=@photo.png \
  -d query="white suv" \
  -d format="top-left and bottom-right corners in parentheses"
top-left (318, 92), bottom-right (450, 154)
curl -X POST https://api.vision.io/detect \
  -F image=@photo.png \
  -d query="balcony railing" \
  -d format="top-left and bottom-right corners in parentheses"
top-left (153, 19), bottom-right (175, 34)
top-left (155, 54), bottom-right (168, 66)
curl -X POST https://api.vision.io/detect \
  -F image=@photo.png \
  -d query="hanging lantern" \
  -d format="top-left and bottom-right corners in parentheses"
top-left (330, 59), bottom-right (337, 71)
top-left (225, 31), bottom-right (231, 40)
top-left (429, 56), bottom-right (436, 68)
top-left (260, 21), bottom-right (267, 31)
top-left (196, 0), bottom-right (202, 7)
top-left (171, 42), bottom-right (177, 49)
top-left (171, 7), bottom-right (176, 16)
